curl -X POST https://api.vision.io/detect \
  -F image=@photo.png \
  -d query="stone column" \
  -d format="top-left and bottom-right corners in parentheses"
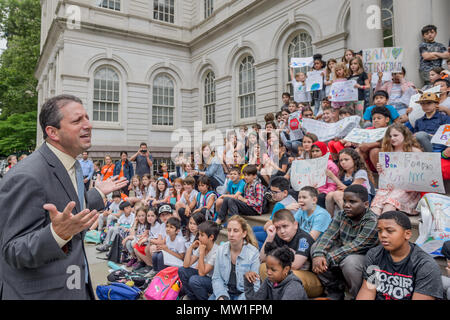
top-left (349, 0), bottom-right (384, 50)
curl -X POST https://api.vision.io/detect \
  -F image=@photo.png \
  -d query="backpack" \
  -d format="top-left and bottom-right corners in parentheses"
top-left (96, 282), bottom-right (141, 300)
top-left (196, 191), bottom-right (218, 220)
top-left (84, 230), bottom-right (101, 244)
top-left (144, 267), bottom-right (182, 300)
top-left (107, 269), bottom-right (150, 290)
top-left (107, 234), bottom-right (123, 264)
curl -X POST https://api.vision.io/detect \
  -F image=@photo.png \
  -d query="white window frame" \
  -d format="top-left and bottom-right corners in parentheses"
top-left (204, 71), bottom-right (216, 125)
top-left (152, 74), bottom-right (175, 127)
top-left (153, 0), bottom-right (175, 24)
top-left (238, 56), bottom-right (256, 120)
top-left (97, 0), bottom-right (121, 11)
top-left (93, 67), bottom-right (120, 123)
top-left (287, 31), bottom-right (313, 93)
top-left (381, 0), bottom-right (395, 47)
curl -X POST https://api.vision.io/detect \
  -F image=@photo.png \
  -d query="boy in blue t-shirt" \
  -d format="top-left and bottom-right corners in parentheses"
top-left (294, 186), bottom-right (332, 241)
top-left (215, 167), bottom-right (245, 214)
top-left (363, 90), bottom-right (399, 127)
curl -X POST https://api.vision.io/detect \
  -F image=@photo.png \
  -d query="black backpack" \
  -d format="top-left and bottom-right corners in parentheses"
top-left (107, 269), bottom-right (150, 290)
top-left (106, 235), bottom-right (123, 264)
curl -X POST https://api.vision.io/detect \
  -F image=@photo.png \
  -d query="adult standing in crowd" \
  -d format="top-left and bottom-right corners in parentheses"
top-left (0, 94), bottom-right (128, 299)
top-left (79, 151), bottom-right (94, 191)
top-left (113, 151), bottom-right (134, 196)
top-left (192, 143), bottom-right (226, 191)
top-left (130, 142), bottom-right (153, 177)
top-left (101, 155), bottom-right (115, 181)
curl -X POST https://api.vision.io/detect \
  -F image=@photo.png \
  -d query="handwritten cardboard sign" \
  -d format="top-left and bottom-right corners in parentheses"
top-left (330, 80), bottom-right (358, 102)
top-left (344, 128), bottom-right (388, 144)
top-left (363, 47), bottom-right (404, 73)
top-left (302, 116), bottom-right (361, 141)
top-left (408, 86), bottom-right (441, 127)
top-left (431, 124), bottom-right (450, 146)
top-left (290, 153), bottom-right (329, 191)
top-left (378, 152), bottom-right (445, 193)
top-left (291, 57), bottom-right (314, 68)
top-left (306, 71), bottom-right (323, 92)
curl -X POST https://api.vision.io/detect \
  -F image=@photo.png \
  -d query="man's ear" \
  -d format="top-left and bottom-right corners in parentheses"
top-left (45, 126), bottom-right (59, 142)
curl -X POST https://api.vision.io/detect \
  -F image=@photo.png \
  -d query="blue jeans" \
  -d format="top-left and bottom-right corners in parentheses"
top-left (152, 251), bottom-right (168, 272)
top-left (209, 293), bottom-right (241, 300)
top-left (252, 226), bottom-right (267, 249)
top-left (178, 267), bottom-right (213, 300)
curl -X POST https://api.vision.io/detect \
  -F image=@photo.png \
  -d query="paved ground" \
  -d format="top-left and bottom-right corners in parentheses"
top-left (85, 243), bottom-right (110, 300)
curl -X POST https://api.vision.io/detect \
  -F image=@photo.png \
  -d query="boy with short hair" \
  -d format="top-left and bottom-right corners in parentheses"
top-left (260, 209), bottom-right (323, 298)
top-left (179, 221), bottom-right (221, 300)
top-left (216, 165), bottom-right (264, 225)
top-left (215, 167), bottom-right (246, 213)
top-left (311, 184), bottom-right (379, 300)
top-left (419, 25), bottom-right (450, 85)
top-left (357, 211), bottom-right (443, 300)
top-left (363, 90), bottom-right (399, 126)
top-left (293, 186), bottom-right (332, 241)
top-left (281, 92), bottom-right (291, 112)
top-left (96, 201), bottom-right (135, 252)
top-left (322, 105), bottom-right (338, 124)
top-left (413, 92), bottom-right (450, 152)
top-left (356, 106), bottom-right (391, 171)
top-left (97, 191), bottom-right (122, 231)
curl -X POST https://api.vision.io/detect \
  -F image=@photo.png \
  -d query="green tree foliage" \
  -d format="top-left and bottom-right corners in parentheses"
top-left (0, 0), bottom-right (40, 156)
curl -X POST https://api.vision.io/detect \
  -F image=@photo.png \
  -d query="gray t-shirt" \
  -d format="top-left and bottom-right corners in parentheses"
top-left (135, 154), bottom-right (152, 176)
top-left (363, 243), bottom-right (443, 300)
top-left (193, 243), bottom-right (219, 277)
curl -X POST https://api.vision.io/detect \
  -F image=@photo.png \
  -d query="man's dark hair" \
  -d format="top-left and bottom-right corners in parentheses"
top-left (167, 217), bottom-right (181, 230)
top-left (140, 142), bottom-right (147, 147)
top-left (378, 211), bottom-right (411, 230)
top-left (282, 92), bottom-right (291, 98)
top-left (198, 221), bottom-right (221, 241)
top-left (344, 184), bottom-right (368, 202)
top-left (371, 106), bottom-right (391, 120)
top-left (270, 176), bottom-right (290, 192)
top-left (119, 201), bottom-right (131, 210)
top-left (300, 186), bottom-right (319, 199)
top-left (421, 24), bottom-right (437, 35)
top-left (242, 164), bottom-right (257, 176)
top-left (120, 151), bottom-right (128, 156)
top-left (39, 95), bottom-right (83, 140)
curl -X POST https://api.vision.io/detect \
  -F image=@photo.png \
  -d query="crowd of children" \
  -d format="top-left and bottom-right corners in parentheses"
top-left (86, 24), bottom-right (449, 300)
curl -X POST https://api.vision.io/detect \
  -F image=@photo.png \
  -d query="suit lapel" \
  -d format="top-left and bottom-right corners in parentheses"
top-left (39, 143), bottom-right (81, 212)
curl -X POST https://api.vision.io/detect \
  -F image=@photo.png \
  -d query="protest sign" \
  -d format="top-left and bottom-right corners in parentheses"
top-left (415, 193), bottom-right (450, 257)
top-left (302, 116), bottom-right (361, 141)
top-left (344, 127), bottom-right (388, 144)
top-left (408, 86), bottom-right (441, 127)
top-left (292, 81), bottom-right (311, 103)
top-left (371, 72), bottom-right (392, 87)
top-left (362, 47), bottom-right (404, 73)
top-left (329, 80), bottom-right (358, 102)
top-left (378, 152), bottom-right (445, 194)
top-left (306, 71), bottom-right (323, 92)
top-left (431, 124), bottom-right (450, 146)
top-left (290, 153), bottom-right (329, 191)
top-left (291, 57), bottom-right (314, 68)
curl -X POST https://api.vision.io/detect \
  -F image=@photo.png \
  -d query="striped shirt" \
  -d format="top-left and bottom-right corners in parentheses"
top-left (312, 209), bottom-right (379, 266)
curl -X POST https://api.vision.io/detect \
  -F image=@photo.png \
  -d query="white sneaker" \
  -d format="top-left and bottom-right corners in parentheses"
top-left (182, 295), bottom-right (190, 300)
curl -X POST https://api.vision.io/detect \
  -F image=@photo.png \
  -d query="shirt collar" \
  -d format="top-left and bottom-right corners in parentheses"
top-left (46, 142), bottom-right (76, 171)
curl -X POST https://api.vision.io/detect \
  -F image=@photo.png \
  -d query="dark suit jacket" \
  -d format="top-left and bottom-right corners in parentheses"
top-left (0, 143), bottom-right (104, 299)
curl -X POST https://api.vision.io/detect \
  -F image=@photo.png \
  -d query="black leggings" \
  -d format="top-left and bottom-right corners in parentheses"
top-left (217, 197), bottom-right (259, 222)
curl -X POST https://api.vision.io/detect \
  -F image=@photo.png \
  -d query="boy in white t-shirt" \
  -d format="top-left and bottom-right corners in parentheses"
top-left (175, 176), bottom-right (198, 227)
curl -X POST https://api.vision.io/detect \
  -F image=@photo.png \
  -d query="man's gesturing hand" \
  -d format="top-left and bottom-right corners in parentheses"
top-left (44, 201), bottom-right (99, 240)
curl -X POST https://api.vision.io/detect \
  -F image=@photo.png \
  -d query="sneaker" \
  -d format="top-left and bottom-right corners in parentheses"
top-left (132, 261), bottom-right (147, 271)
top-left (144, 270), bottom-right (158, 279)
top-left (96, 244), bottom-right (110, 252)
top-left (126, 258), bottom-right (137, 268)
top-left (181, 295), bottom-right (190, 301)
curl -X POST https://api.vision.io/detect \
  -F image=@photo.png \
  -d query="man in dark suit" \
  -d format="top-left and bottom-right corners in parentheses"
top-left (0, 95), bottom-right (128, 299)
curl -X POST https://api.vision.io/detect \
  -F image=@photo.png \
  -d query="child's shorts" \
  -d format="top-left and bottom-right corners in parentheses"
top-left (134, 243), bottom-right (147, 255)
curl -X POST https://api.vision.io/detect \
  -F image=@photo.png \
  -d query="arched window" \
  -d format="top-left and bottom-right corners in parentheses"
top-left (93, 67), bottom-right (120, 122)
top-left (238, 56), bottom-right (256, 119)
top-left (287, 32), bottom-right (313, 82)
top-left (204, 0), bottom-right (213, 19)
top-left (152, 74), bottom-right (175, 126)
top-left (381, 0), bottom-right (394, 47)
top-left (98, 0), bottom-right (120, 11)
top-left (153, 0), bottom-right (174, 23)
top-left (204, 71), bottom-right (216, 125)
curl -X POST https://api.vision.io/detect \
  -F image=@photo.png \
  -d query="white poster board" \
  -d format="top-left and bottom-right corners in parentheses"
top-left (306, 71), bottom-right (323, 92)
top-left (362, 47), bottom-right (404, 73)
top-left (344, 128), bottom-right (388, 144)
top-left (302, 116), bottom-right (361, 141)
top-left (431, 124), bottom-right (450, 146)
top-left (290, 153), bottom-right (329, 192)
top-left (329, 80), bottom-right (359, 102)
top-left (291, 57), bottom-right (314, 68)
top-left (408, 86), bottom-right (441, 127)
top-left (378, 152), bottom-right (445, 194)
